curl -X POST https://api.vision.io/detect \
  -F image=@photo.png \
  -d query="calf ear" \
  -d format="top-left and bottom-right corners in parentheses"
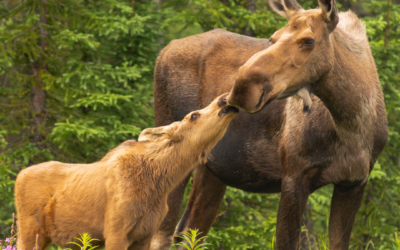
top-left (267, 0), bottom-right (302, 19)
top-left (138, 122), bottom-right (182, 143)
top-left (138, 128), bottom-right (162, 142)
top-left (318, 0), bottom-right (339, 32)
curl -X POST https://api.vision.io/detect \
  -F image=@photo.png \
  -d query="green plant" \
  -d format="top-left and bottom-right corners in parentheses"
top-left (174, 229), bottom-right (210, 250)
top-left (0, 213), bottom-right (17, 250)
top-left (270, 231), bottom-right (276, 250)
top-left (64, 233), bottom-right (99, 250)
top-left (364, 240), bottom-right (375, 250)
top-left (395, 232), bottom-right (400, 250)
top-left (317, 234), bottom-right (329, 250)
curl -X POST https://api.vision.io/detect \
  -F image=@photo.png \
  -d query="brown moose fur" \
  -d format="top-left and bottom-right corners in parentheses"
top-left (151, 0), bottom-right (388, 249)
top-left (14, 93), bottom-right (238, 250)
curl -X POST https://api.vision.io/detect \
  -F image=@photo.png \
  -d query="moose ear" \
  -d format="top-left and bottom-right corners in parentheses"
top-left (294, 88), bottom-right (313, 112)
top-left (267, 0), bottom-right (302, 19)
top-left (318, 0), bottom-right (339, 31)
top-left (138, 122), bottom-right (182, 143)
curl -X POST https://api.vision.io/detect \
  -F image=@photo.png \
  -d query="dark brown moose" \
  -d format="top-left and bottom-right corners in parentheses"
top-left (150, 0), bottom-right (388, 249)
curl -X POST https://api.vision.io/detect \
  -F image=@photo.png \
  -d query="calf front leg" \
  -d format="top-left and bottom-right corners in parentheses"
top-left (329, 182), bottom-right (367, 250)
top-left (150, 172), bottom-right (191, 250)
top-left (174, 164), bottom-right (227, 248)
top-left (276, 176), bottom-right (309, 250)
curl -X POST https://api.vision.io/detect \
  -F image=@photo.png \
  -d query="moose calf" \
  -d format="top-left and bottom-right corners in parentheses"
top-left (15, 93), bottom-right (239, 250)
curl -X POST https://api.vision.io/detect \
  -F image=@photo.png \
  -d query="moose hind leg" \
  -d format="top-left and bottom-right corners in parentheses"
top-left (329, 182), bottom-right (366, 250)
top-left (18, 217), bottom-right (51, 250)
top-left (174, 164), bottom-right (227, 249)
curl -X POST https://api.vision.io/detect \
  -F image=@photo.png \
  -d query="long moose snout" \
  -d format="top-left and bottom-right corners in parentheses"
top-left (227, 68), bottom-right (274, 114)
top-left (225, 59), bottom-right (275, 113)
top-left (227, 85), bottom-right (265, 113)
top-left (227, 51), bottom-right (285, 113)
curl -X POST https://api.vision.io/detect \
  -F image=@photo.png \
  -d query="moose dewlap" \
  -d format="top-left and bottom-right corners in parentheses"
top-left (15, 93), bottom-right (238, 250)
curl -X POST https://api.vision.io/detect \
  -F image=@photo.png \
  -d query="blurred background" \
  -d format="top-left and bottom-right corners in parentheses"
top-left (0, 0), bottom-right (399, 249)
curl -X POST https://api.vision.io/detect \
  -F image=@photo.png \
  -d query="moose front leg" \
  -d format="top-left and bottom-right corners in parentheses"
top-left (329, 181), bottom-right (367, 250)
top-left (150, 172), bottom-right (191, 250)
top-left (174, 164), bottom-right (227, 248)
top-left (276, 176), bottom-right (310, 250)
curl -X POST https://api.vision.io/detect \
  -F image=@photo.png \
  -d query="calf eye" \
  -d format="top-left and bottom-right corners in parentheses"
top-left (190, 113), bottom-right (200, 121)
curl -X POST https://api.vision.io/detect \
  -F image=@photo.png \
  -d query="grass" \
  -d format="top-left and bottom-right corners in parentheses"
top-left (1, 213), bottom-right (399, 250)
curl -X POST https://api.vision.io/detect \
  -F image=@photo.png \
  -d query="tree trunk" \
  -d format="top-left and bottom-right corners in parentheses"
top-left (385, 0), bottom-right (391, 48)
top-left (243, 0), bottom-right (256, 37)
top-left (30, 0), bottom-right (48, 144)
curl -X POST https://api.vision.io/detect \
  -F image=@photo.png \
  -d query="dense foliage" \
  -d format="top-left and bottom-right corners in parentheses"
top-left (0, 0), bottom-right (399, 249)
top-left (0, 0), bottom-right (161, 232)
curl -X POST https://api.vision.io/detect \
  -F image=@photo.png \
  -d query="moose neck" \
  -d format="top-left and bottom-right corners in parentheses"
top-left (311, 32), bottom-right (378, 136)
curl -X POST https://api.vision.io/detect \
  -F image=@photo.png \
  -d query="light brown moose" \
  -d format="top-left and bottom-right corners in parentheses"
top-left (15, 93), bottom-right (238, 250)
top-left (151, 0), bottom-right (388, 249)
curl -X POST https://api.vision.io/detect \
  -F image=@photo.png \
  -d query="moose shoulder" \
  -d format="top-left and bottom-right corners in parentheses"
top-left (151, 0), bottom-right (388, 249)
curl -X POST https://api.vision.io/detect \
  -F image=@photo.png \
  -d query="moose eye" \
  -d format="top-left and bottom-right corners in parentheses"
top-left (303, 39), bottom-right (315, 47)
top-left (190, 113), bottom-right (200, 121)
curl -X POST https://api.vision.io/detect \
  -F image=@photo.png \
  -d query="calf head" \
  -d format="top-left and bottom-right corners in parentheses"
top-left (139, 93), bottom-right (239, 162)
top-left (227, 0), bottom-right (339, 113)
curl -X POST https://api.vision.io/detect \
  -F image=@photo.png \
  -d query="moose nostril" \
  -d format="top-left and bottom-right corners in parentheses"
top-left (218, 97), bottom-right (227, 107)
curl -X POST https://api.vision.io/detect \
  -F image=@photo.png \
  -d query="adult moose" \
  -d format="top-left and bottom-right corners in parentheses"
top-left (151, 0), bottom-right (388, 249)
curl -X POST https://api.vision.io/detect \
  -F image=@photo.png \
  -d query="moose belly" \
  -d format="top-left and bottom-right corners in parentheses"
top-left (206, 146), bottom-right (282, 193)
top-left (205, 111), bottom-right (283, 193)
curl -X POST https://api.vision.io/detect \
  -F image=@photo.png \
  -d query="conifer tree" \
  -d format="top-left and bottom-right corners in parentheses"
top-left (0, 0), bottom-right (165, 230)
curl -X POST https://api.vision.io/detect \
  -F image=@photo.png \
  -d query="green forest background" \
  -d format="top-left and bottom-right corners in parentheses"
top-left (0, 0), bottom-right (399, 249)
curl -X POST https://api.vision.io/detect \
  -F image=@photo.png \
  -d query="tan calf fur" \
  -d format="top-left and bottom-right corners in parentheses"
top-left (15, 93), bottom-right (238, 250)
